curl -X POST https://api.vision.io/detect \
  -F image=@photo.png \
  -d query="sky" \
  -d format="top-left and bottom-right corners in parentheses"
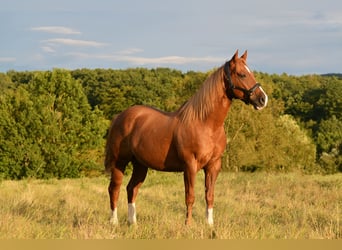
top-left (1, 0), bottom-right (341, 75)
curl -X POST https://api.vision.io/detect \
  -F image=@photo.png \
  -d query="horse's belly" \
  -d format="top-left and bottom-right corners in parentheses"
top-left (131, 135), bottom-right (184, 172)
top-left (133, 150), bottom-right (184, 172)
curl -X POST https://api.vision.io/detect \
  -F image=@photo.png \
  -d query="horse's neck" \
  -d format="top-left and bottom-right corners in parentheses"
top-left (205, 94), bottom-right (231, 130)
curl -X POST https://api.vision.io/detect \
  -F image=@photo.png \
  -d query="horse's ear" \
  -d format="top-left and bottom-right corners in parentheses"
top-left (241, 50), bottom-right (248, 60)
top-left (231, 50), bottom-right (239, 62)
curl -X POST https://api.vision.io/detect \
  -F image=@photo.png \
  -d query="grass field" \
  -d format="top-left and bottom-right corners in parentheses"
top-left (0, 171), bottom-right (341, 239)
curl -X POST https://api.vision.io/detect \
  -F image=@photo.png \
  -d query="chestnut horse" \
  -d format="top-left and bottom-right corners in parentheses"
top-left (105, 50), bottom-right (268, 226)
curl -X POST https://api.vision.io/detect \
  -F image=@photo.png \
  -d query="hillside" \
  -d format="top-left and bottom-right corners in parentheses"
top-left (0, 69), bottom-right (341, 179)
top-left (321, 73), bottom-right (342, 78)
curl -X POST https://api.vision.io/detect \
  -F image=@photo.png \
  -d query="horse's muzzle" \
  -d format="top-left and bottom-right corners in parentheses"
top-left (253, 87), bottom-right (268, 110)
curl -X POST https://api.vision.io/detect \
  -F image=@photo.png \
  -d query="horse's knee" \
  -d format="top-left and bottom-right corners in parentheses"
top-left (186, 195), bottom-right (195, 206)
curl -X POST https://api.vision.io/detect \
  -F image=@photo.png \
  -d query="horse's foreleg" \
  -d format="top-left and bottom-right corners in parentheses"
top-left (204, 160), bottom-right (221, 226)
top-left (108, 166), bottom-right (124, 225)
top-left (126, 163), bottom-right (148, 225)
top-left (183, 165), bottom-right (197, 225)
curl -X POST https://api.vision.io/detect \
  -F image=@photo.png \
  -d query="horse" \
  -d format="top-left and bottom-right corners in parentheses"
top-left (105, 50), bottom-right (268, 226)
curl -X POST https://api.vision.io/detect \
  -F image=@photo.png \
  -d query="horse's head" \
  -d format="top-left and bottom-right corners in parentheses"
top-left (224, 50), bottom-right (268, 110)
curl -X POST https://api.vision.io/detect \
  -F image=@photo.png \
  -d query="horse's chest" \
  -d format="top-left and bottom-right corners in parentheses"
top-left (179, 130), bottom-right (225, 168)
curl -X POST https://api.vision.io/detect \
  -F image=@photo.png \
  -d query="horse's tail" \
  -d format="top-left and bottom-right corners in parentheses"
top-left (104, 115), bottom-right (118, 173)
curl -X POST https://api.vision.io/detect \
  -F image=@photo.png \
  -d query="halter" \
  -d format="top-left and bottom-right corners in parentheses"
top-left (223, 61), bottom-right (261, 104)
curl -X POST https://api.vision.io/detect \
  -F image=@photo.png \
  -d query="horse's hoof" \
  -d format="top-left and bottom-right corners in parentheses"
top-left (109, 217), bottom-right (119, 226)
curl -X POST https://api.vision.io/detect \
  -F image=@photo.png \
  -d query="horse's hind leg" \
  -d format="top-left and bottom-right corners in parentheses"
top-left (108, 164), bottom-right (125, 225)
top-left (126, 162), bottom-right (148, 225)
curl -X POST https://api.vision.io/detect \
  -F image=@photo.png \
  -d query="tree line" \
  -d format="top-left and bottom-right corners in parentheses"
top-left (0, 68), bottom-right (340, 179)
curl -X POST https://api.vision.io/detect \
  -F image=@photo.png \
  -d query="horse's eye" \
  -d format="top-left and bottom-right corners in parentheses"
top-left (237, 73), bottom-right (246, 79)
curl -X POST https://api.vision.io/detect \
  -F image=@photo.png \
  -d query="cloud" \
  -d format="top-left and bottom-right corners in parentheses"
top-left (118, 48), bottom-right (144, 55)
top-left (42, 38), bottom-right (108, 47)
top-left (0, 57), bottom-right (16, 63)
top-left (118, 55), bottom-right (223, 65)
top-left (41, 46), bottom-right (56, 53)
top-left (31, 26), bottom-right (81, 35)
top-left (67, 52), bottom-right (223, 66)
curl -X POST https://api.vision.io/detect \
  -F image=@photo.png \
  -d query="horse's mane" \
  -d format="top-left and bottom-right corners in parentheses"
top-left (178, 66), bottom-right (225, 124)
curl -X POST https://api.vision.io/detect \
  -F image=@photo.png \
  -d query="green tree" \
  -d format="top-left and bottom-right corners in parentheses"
top-left (265, 73), bottom-right (342, 173)
top-left (0, 69), bottom-right (107, 179)
top-left (223, 94), bottom-right (316, 173)
top-left (0, 85), bottom-right (41, 179)
top-left (316, 116), bottom-right (342, 173)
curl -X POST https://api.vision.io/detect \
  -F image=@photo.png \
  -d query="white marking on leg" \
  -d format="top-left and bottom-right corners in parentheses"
top-left (206, 207), bottom-right (214, 226)
top-left (110, 208), bottom-right (118, 225)
top-left (128, 203), bottom-right (137, 225)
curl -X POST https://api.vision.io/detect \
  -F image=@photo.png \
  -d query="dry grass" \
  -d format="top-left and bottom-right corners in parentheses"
top-left (0, 172), bottom-right (341, 239)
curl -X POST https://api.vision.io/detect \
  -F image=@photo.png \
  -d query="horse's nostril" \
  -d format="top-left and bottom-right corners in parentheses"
top-left (258, 93), bottom-right (268, 108)
top-left (260, 96), bottom-right (265, 105)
